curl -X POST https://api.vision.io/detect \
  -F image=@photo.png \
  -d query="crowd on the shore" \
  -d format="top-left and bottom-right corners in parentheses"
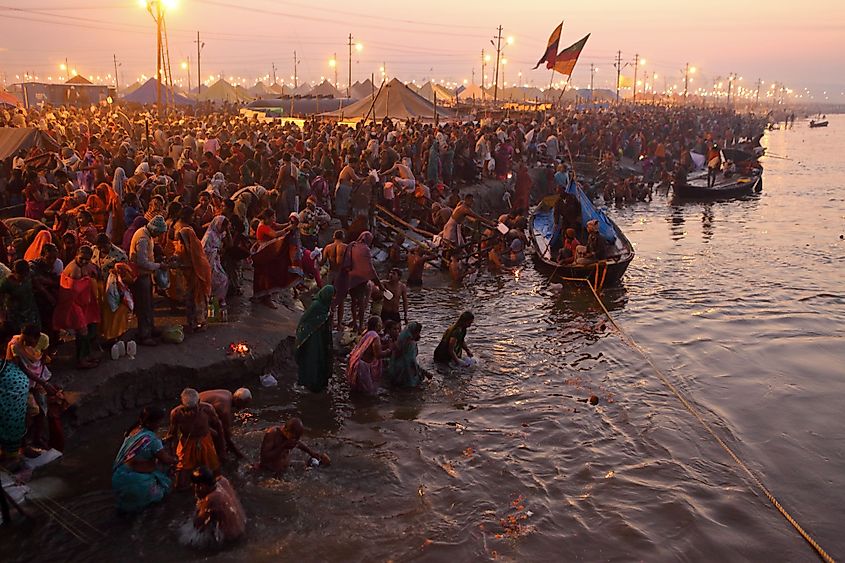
top-left (0, 100), bottom-right (766, 544)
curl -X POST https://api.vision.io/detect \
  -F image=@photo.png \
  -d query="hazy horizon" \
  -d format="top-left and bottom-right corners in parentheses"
top-left (1, 0), bottom-right (844, 102)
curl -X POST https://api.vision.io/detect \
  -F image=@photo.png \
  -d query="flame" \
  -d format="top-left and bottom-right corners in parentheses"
top-left (228, 341), bottom-right (251, 356)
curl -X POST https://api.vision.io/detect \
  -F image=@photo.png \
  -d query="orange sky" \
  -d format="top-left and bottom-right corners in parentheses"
top-left (1, 0), bottom-right (843, 101)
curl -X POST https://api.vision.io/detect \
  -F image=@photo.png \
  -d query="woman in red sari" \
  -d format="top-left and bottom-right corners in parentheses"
top-left (251, 209), bottom-right (302, 309)
top-left (53, 245), bottom-right (101, 368)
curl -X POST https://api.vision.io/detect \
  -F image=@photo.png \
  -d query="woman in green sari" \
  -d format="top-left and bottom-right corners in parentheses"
top-left (386, 322), bottom-right (428, 388)
top-left (296, 285), bottom-right (336, 392)
top-left (433, 311), bottom-right (475, 366)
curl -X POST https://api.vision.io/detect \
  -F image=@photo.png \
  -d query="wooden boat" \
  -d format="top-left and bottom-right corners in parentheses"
top-left (809, 120), bottom-right (829, 128)
top-left (673, 170), bottom-right (762, 200)
top-left (529, 190), bottom-right (635, 288)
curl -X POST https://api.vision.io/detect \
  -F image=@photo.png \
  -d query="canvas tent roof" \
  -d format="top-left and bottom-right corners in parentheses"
top-left (66, 75), bottom-right (93, 85)
top-left (249, 81), bottom-right (271, 96)
top-left (197, 79), bottom-right (253, 103)
top-left (309, 80), bottom-right (341, 98)
top-left (121, 81), bottom-right (142, 96)
top-left (457, 83), bottom-right (486, 100)
top-left (0, 128), bottom-right (60, 160)
top-left (322, 78), bottom-right (454, 122)
top-left (349, 79), bottom-right (374, 100)
top-left (291, 83), bottom-right (313, 96)
top-left (267, 83), bottom-right (288, 95)
top-left (417, 81), bottom-right (456, 104)
top-left (123, 78), bottom-right (195, 106)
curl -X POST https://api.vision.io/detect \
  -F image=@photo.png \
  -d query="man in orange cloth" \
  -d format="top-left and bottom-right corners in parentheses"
top-left (167, 388), bottom-right (224, 488)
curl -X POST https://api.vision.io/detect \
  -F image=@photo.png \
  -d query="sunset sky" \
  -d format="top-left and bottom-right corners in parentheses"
top-left (1, 0), bottom-right (843, 101)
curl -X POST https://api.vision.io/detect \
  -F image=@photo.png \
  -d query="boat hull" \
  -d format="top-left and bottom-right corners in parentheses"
top-left (673, 174), bottom-right (762, 200)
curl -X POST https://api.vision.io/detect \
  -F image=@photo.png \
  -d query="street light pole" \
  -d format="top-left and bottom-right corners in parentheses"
top-left (348, 34), bottom-right (353, 97)
top-left (492, 25), bottom-right (503, 102)
top-left (154, 0), bottom-right (162, 113)
top-left (632, 53), bottom-right (639, 102)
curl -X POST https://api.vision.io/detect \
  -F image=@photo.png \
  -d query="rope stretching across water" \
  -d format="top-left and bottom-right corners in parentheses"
top-left (561, 275), bottom-right (835, 563)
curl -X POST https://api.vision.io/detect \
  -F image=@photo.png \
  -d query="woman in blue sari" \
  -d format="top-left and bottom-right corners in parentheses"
top-left (112, 406), bottom-right (176, 513)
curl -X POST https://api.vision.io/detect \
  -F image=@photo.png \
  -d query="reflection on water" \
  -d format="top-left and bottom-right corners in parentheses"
top-left (5, 117), bottom-right (845, 562)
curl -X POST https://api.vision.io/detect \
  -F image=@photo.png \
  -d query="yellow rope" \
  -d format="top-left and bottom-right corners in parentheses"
top-left (567, 278), bottom-right (835, 562)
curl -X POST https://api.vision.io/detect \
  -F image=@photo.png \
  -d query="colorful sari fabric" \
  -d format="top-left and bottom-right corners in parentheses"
top-left (106, 174), bottom-right (126, 244)
top-left (346, 330), bottom-right (382, 395)
top-left (52, 268), bottom-right (101, 331)
top-left (332, 231), bottom-right (377, 307)
top-left (386, 322), bottom-right (423, 387)
top-left (0, 359), bottom-right (29, 452)
top-left (178, 227), bottom-right (212, 307)
top-left (86, 189), bottom-right (109, 231)
top-left (296, 285), bottom-right (335, 392)
top-left (201, 216), bottom-right (229, 302)
top-left (111, 427), bottom-right (172, 513)
top-left (23, 230), bottom-right (52, 261)
top-left (101, 263), bottom-right (134, 341)
top-left (251, 229), bottom-right (303, 299)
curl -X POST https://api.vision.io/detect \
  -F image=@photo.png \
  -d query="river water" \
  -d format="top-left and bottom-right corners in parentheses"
top-left (6, 115), bottom-right (844, 562)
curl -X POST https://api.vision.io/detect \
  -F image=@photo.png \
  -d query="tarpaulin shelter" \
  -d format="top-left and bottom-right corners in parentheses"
top-left (0, 90), bottom-right (20, 108)
top-left (321, 78), bottom-right (454, 122)
top-left (123, 78), bottom-right (195, 106)
top-left (0, 127), bottom-right (60, 160)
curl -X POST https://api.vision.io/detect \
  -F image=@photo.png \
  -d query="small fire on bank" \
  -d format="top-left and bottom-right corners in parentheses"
top-left (227, 341), bottom-right (253, 358)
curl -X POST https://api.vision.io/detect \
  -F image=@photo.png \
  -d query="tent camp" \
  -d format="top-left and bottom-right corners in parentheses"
top-left (197, 79), bottom-right (253, 103)
top-left (123, 78), bottom-right (195, 106)
top-left (349, 79), bottom-right (374, 100)
top-left (417, 81), bottom-right (456, 105)
top-left (309, 80), bottom-right (342, 98)
top-left (321, 78), bottom-right (454, 122)
top-left (0, 128), bottom-right (60, 160)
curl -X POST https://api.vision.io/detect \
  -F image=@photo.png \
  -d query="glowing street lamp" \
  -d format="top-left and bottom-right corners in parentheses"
top-left (329, 54), bottom-right (338, 86)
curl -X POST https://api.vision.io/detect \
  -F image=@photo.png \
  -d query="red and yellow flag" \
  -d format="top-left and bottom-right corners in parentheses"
top-left (552, 33), bottom-right (590, 76)
top-left (533, 22), bottom-right (563, 70)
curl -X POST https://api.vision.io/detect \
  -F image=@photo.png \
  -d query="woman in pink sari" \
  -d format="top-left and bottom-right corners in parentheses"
top-left (346, 316), bottom-right (385, 395)
top-left (53, 245), bottom-right (101, 368)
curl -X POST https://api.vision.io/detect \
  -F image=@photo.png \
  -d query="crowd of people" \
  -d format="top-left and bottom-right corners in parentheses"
top-left (0, 99), bottom-right (767, 545)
